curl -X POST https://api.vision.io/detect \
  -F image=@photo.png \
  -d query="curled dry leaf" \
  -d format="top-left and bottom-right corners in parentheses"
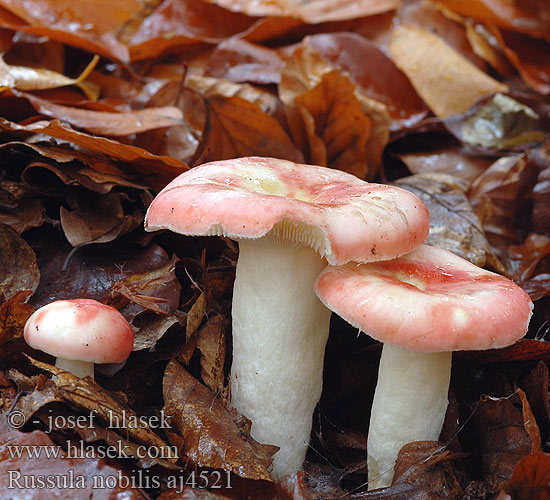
top-left (110, 255), bottom-right (181, 319)
top-left (396, 146), bottom-right (492, 185)
top-left (127, 0), bottom-right (257, 62)
top-left (395, 173), bottom-right (500, 268)
top-left (0, 290), bottom-right (35, 344)
top-left (204, 38), bottom-right (285, 85)
top-left (162, 359), bottom-right (278, 481)
top-left (0, 0), bottom-right (135, 61)
top-left (17, 90), bottom-right (184, 136)
top-left (199, 94), bottom-right (304, 164)
top-left (32, 242), bottom-right (175, 308)
top-left (305, 32), bottom-right (428, 131)
top-left (280, 45), bottom-right (387, 179)
top-left (0, 223), bottom-right (39, 299)
top-left (0, 425), bottom-right (149, 499)
top-left (203, 0), bottom-right (399, 24)
top-left (389, 24), bottom-right (508, 118)
top-left (60, 191), bottom-right (141, 248)
top-left (195, 314), bottom-right (227, 394)
top-left (472, 390), bottom-right (538, 487)
top-left (498, 451), bottom-right (550, 500)
top-left (446, 93), bottom-right (546, 150)
top-left (21, 356), bottom-right (176, 459)
top-left (0, 118), bottom-right (189, 190)
top-left (0, 181), bottom-right (45, 233)
top-left (437, 0), bottom-right (550, 41)
top-left (488, 28), bottom-right (550, 95)
top-left (0, 54), bottom-right (98, 99)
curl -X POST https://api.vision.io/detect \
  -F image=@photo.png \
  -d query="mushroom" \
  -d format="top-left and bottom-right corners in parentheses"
top-left (24, 299), bottom-right (134, 379)
top-left (315, 244), bottom-right (533, 489)
top-left (145, 156), bottom-right (429, 478)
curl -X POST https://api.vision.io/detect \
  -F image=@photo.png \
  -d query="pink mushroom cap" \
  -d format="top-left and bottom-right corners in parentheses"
top-left (24, 299), bottom-right (134, 363)
top-left (145, 157), bottom-right (430, 265)
top-left (315, 245), bottom-right (533, 352)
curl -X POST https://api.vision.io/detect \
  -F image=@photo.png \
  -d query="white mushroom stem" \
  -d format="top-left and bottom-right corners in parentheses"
top-left (367, 345), bottom-right (451, 490)
top-left (55, 358), bottom-right (95, 379)
top-left (230, 237), bottom-right (331, 479)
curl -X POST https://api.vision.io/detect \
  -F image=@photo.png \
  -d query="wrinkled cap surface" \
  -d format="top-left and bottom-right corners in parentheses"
top-left (145, 157), bottom-right (429, 265)
top-left (315, 245), bottom-right (533, 351)
top-left (24, 299), bottom-right (134, 363)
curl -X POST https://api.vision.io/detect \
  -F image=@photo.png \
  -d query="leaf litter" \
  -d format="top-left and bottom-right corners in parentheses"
top-left (0, 0), bottom-right (548, 498)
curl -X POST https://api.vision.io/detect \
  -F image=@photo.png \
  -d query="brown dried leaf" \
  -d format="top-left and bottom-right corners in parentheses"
top-left (196, 314), bottom-right (226, 394)
top-left (305, 32), bottom-right (429, 131)
top-left (110, 256), bottom-right (181, 317)
top-left (472, 390), bottom-right (537, 486)
top-left (438, 0), bottom-right (550, 41)
top-left (162, 359), bottom-right (277, 481)
top-left (520, 362), bottom-right (550, 440)
top-left (448, 93), bottom-right (546, 149)
top-left (17, 90), bottom-right (184, 136)
top-left (395, 173), bottom-right (500, 268)
top-left (0, 53), bottom-right (98, 98)
top-left (0, 425), bottom-right (148, 498)
top-left (60, 191), bottom-right (139, 248)
top-left (0, 0), bottom-right (135, 61)
top-left (204, 38), bottom-right (285, 85)
top-left (280, 46), bottom-right (383, 179)
top-left (203, 0), bottom-right (399, 24)
top-left (458, 339), bottom-right (550, 364)
top-left (0, 118), bottom-right (188, 190)
top-left (127, 0), bottom-right (257, 62)
top-left (0, 223), bottom-right (39, 299)
top-left (132, 314), bottom-right (181, 351)
top-left (0, 181), bottom-right (45, 233)
top-left (23, 357), bottom-right (175, 458)
top-left (501, 233), bottom-right (550, 282)
top-left (389, 25), bottom-right (508, 118)
top-left (32, 242), bottom-right (174, 308)
top-left (498, 452), bottom-right (550, 500)
top-left (397, 147), bottom-right (492, 185)
top-left (0, 290), bottom-right (34, 344)
top-left (199, 95), bottom-right (304, 164)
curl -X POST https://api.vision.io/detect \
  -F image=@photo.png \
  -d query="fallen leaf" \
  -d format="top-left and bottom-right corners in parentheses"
top-left (472, 390), bottom-right (538, 487)
top-left (204, 38), bottom-right (284, 85)
top-left (127, 0), bottom-right (257, 62)
top-left (162, 359), bottom-right (277, 481)
top-left (437, 0), bottom-right (550, 41)
top-left (0, 181), bottom-right (46, 233)
top-left (447, 93), bottom-right (546, 149)
top-left (498, 451), bottom-right (550, 500)
top-left (203, 0), bottom-right (399, 24)
top-left (395, 173), bottom-right (500, 268)
top-left (17, 90), bottom-right (184, 136)
top-left (0, 223), bottom-right (39, 299)
top-left (0, 54), bottom-right (98, 98)
top-left (0, 0), bottom-right (135, 61)
top-left (396, 147), bottom-right (492, 185)
top-left (0, 290), bottom-right (34, 344)
top-left (60, 191), bottom-right (140, 248)
top-left (196, 314), bottom-right (226, 394)
top-left (0, 425), bottom-right (149, 498)
top-left (19, 357), bottom-right (176, 459)
top-left (389, 24), bottom-right (508, 118)
top-left (305, 32), bottom-right (428, 131)
top-left (199, 95), bottom-right (304, 164)
top-left (0, 118), bottom-right (189, 190)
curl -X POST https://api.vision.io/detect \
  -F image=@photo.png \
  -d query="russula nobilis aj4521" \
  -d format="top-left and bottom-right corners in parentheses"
top-left (144, 156), bottom-right (429, 478)
top-left (24, 299), bottom-right (134, 379)
top-left (315, 244), bottom-right (533, 489)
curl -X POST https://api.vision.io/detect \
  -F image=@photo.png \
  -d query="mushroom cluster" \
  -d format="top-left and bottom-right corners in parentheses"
top-left (144, 155), bottom-right (532, 485)
top-left (145, 156), bottom-right (429, 478)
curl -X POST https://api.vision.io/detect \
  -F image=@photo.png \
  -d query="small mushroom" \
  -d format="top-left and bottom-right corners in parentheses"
top-left (315, 244), bottom-right (533, 489)
top-left (145, 156), bottom-right (429, 478)
top-left (24, 299), bottom-right (134, 379)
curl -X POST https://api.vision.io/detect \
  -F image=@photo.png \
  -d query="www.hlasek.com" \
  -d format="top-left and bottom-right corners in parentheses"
top-left (4, 408), bottom-right (233, 491)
